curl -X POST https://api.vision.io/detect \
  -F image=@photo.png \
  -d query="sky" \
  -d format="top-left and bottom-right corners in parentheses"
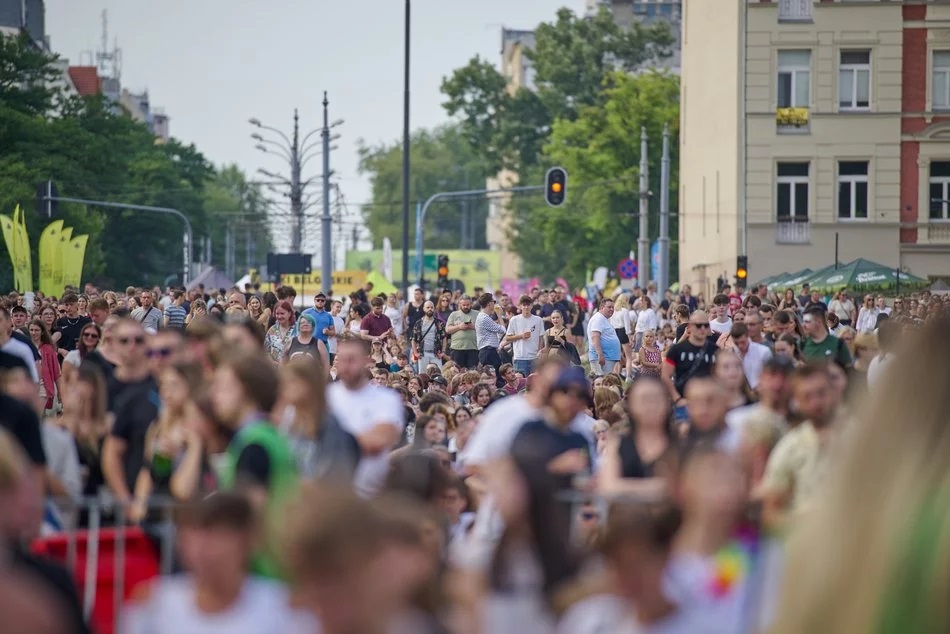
top-left (45, 0), bottom-right (584, 253)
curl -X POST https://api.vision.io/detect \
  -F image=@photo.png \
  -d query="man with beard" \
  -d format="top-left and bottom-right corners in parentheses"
top-left (410, 300), bottom-right (446, 374)
top-left (445, 296), bottom-right (478, 369)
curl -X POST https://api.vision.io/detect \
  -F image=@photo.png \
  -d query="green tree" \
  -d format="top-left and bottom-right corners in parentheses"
top-left (440, 7), bottom-right (673, 174)
top-left (0, 32), bottom-right (235, 290)
top-left (357, 124), bottom-right (490, 249)
top-left (509, 71), bottom-right (680, 284)
top-left (202, 164), bottom-right (273, 272)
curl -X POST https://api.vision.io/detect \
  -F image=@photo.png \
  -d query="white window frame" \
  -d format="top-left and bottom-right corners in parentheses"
top-left (839, 50), bottom-right (871, 111)
top-left (929, 161), bottom-right (950, 221)
top-left (837, 161), bottom-right (870, 221)
top-left (932, 51), bottom-right (950, 111)
top-left (777, 50), bottom-right (811, 108)
top-left (776, 162), bottom-right (810, 221)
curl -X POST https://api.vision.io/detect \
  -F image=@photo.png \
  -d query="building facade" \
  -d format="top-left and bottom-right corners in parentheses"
top-left (587, 0), bottom-right (682, 72)
top-left (680, 0), bottom-right (950, 297)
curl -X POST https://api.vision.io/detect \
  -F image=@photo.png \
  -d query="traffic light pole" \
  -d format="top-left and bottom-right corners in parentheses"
top-left (415, 184), bottom-right (545, 286)
top-left (43, 195), bottom-right (194, 285)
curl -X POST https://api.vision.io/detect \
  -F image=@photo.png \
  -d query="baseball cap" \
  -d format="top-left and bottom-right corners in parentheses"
top-left (431, 375), bottom-right (448, 386)
top-left (550, 366), bottom-right (592, 403)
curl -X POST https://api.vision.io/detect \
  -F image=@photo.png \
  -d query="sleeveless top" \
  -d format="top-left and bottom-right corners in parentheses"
top-left (641, 345), bottom-right (662, 376)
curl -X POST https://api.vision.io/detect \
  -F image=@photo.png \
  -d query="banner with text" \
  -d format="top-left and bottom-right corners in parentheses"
top-left (280, 270), bottom-right (367, 297)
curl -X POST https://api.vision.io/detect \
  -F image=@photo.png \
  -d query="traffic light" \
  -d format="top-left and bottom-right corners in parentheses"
top-left (545, 167), bottom-right (567, 207)
top-left (437, 254), bottom-right (450, 287)
top-left (736, 255), bottom-right (748, 282)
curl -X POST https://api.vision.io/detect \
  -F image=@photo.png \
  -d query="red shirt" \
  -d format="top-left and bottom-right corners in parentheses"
top-left (360, 312), bottom-right (393, 337)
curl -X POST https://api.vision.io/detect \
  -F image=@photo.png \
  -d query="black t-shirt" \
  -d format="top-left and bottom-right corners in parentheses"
top-left (236, 444), bottom-right (271, 488)
top-left (12, 329), bottom-right (41, 361)
top-left (109, 376), bottom-right (160, 493)
top-left (665, 338), bottom-right (719, 396)
top-left (511, 419), bottom-right (589, 491)
top-left (617, 434), bottom-right (660, 479)
top-left (81, 350), bottom-right (116, 384)
top-left (56, 315), bottom-right (91, 353)
top-left (675, 323), bottom-right (688, 341)
top-left (286, 337), bottom-right (322, 362)
top-left (0, 392), bottom-right (46, 466)
top-left (406, 302), bottom-right (424, 334)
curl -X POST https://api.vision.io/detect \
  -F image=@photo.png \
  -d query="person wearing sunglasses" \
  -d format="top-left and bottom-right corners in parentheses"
top-left (662, 310), bottom-right (719, 408)
top-left (101, 319), bottom-right (162, 513)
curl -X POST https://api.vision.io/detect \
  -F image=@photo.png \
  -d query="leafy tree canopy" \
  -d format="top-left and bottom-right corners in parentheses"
top-left (357, 124), bottom-right (491, 249)
top-left (0, 33), bottom-right (270, 291)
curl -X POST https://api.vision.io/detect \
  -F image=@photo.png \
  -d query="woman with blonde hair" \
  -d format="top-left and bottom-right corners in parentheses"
top-left (770, 316), bottom-right (950, 633)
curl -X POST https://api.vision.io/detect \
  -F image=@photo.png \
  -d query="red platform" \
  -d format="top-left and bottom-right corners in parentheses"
top-left (32, 528), bottom-right (160, 634)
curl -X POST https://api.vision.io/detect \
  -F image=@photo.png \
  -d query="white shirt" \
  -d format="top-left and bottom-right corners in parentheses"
top-left (738, 341), bottom-right (772, 389)
top-left (1, 337), bottom-right (38, 382)
top-left (635, 308), bottom-right (660, 334)
top-left (384, 305), bottom-right (403, 338)
top-left (866, 352), bottom-right (894, 389)
top-left (506, 314), bottom-right (545, 360)
top-left (710, 317), bottom-right (733, 336)
top-left (609, 307), bottom-right (628, 330)
top-left (327, 381), bottom-right (405, 497)
top-left (327, 314), bottom-right (345, 354)
top-left (460, 395), bottom-right (542, 467)
top-left (120, 576), bottom-right (316, 634)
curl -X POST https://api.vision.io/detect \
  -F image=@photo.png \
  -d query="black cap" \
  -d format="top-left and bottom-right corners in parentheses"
top-left (314, 292), bottom-right (327, 299)
top-left (431, 375), bottom-right (448, 386)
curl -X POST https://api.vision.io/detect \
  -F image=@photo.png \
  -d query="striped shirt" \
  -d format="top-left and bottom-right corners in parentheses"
top-left (475, 311), bottom-right (507, 349)
top-left (164, 304), bottom-right (187, 329)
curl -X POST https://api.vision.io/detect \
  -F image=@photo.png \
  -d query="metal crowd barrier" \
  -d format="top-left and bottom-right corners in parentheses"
top-left (36, 495), bottom-right (181, 634)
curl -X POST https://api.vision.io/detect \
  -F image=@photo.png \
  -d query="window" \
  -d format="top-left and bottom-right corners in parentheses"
top-left (777, 162), bottom-right (810, 220)
top-left (839, 50), bottom-right (870, 110)
top-left (837, 161), bottom-right (869, 220)
top-left (929, 161), bottom-right (950, 220)
top-left (933, 52), bottom-right (950, 110)
top-left (778, 51), bottom-right (811, 108)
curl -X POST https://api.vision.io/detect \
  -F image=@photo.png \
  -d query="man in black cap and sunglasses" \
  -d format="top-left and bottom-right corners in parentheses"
top-left (663, 309), bottom-right (719, 408)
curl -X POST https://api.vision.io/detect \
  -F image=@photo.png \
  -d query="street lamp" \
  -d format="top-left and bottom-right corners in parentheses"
top-left (402, 0), bottom-right (411, 297)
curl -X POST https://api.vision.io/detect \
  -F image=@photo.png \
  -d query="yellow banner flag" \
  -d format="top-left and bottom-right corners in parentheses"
top-left (13, 205), bottom-right (33, 292)
top-left (38, 220), bottom-right (64, 297)
top-left (0, 214), bottom-right (16, 289)
top-left (63, 235), bottom-right (88, 290)
top-left (51, 226), bottom-right (72, 296)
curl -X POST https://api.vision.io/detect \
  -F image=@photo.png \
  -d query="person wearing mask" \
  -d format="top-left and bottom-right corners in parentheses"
top-left (121, 493), bottom-right (314, 634)
top-left (211, 349), bottom-right (297, 577)
top-left (326, 338), bottom-right (405, 498)
top-left (445, 295), bottom-right (478, 370)
top-left (410, 300), bottom-right (446, 374)
top-left (800, 307), bottom-right (852, 367)
top-left (762, 364), bottom-right (837, 532)
top-left (475, 293), bottom-right (507, 372)
top-left (587, 298), bottom-right (622, 376)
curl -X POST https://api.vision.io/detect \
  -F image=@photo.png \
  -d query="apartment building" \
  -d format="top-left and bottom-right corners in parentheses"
top-left (680, 0), bottom-right (950, 296)
top-left (586, 0), bottom-right (682, 71)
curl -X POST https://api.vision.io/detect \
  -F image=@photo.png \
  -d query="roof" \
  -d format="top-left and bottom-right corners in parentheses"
top-left (67, 66), bottom-right (101, 96)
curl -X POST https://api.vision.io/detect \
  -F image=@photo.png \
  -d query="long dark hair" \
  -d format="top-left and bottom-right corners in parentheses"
top-left (77, 323), bottom-right (102, 359)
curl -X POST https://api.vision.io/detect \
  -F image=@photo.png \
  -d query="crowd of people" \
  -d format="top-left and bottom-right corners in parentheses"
top-left (0, 277), bottom-right (948, 634)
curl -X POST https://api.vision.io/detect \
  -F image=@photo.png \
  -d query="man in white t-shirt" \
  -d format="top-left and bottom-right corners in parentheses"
top-left (121, 493), bottom-right (315, 634)
top-left (731, 322), bottom-right (772, 390)
top-left (709, 294), bottom-right (733, 336)
top-left (327, 337), bottom-right (404, 497)
top-left (504, 295), bottom-right (545, 376)
top-left (326, 300), bottom-right (346, 365)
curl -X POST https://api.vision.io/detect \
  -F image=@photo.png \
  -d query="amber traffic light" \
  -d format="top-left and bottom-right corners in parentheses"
top-left (736, 255), bottom-right (748, 281)
top-left (545, 167), bottom-right (567, 207)
top-left (437, 254), bottom-right (449, 287)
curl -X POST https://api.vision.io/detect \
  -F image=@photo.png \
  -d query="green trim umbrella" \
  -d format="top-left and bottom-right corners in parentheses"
top-left (767, 268), bottom-right (814, 291)
top-left (804, 258), bottom-right (929, 294)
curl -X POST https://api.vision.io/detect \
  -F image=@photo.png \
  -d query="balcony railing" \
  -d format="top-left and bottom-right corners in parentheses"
top-left (927, 222), bottom-right (950, 242)
top-left (776, 219), bottom-right (810, 244)
top-left (778, 0), bottom-right (813, 23)
top-left (776, 107), bottom-right (810, 133)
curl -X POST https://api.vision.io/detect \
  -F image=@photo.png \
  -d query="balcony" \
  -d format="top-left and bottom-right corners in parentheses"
top-left (776, 219), bottom-right (810, 244)
top-left (776, 107), bottom-right (810, 134)
top-left (927, 222), bottom-right (950, 242)
top-left (778, 0), bottom-right (813, 23)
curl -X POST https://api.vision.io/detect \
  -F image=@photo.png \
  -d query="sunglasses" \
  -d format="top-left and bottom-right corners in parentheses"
top-left (314, 298), bottom-right (326, 303)
top-left (691, 322), bottom-right (710, 329)
top-left (146, 347), bottom-right (174, 359)
top-left (82, 333), bottom-right (100, 340)
top-left (118, 335), bottom-right (145, 346)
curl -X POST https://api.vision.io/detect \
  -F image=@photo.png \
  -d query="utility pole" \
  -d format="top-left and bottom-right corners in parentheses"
top-left (321, 93), bottom-right (333, 294)
top-left (401, 0), bottom-right (412, 298)
top-left (638, 127), bottom-right (650, 290)
top-left (659, 123), bottom-right (671, 293)
top-left (245, 227), bottom-right (252, 271)
top-left (290, 110), bottom-right (302, 253)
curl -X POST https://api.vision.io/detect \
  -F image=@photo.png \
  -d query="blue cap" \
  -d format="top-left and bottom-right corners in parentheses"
top-left (551, 365), bottom-right (590, 395)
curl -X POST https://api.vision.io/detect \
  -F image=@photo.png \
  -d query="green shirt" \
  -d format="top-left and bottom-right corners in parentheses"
top-left (446, 309), bottom-right (477, 350)
top-left (221, 421), bottom-right (298, 578)
top-left (800, 333), bottom-right (852, 367)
